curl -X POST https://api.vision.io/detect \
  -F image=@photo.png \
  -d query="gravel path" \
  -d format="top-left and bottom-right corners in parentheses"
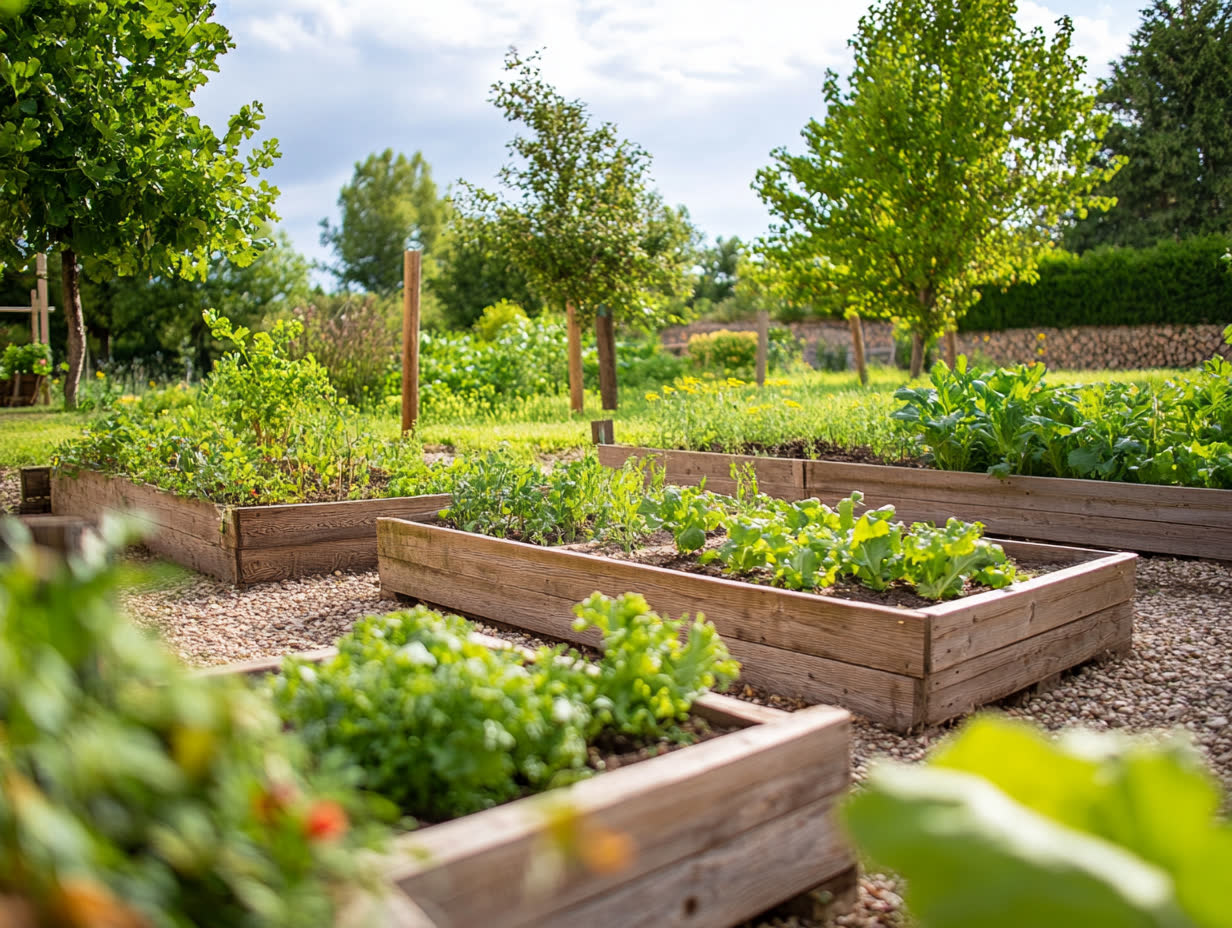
top-left (112, 549), bottom-right (1232, 927)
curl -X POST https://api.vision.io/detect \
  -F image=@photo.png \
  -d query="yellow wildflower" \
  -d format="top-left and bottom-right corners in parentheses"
top-left (644, 392), bottom-right (661, 402)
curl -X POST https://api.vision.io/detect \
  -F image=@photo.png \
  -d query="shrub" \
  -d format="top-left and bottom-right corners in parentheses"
top-left (291, 293), bottom-right (398, 409)
top-left (687, 329), bottom-right (757, 374)
top-left (473, 299), bottom-right (529, 341)
top-left (963, 235), bottom-right (1232, 331)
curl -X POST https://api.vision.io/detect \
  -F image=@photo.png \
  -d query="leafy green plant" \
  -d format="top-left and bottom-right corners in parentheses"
top-left (638, 482), bottom-right (725, 552)
top-left (844, 714), bottom-right (1232, 928)
top-left (439, 451), bottom-right (656, 547)
top-left (272, 594), bottom-right (738, 821)
top-left (687, 329), bottom-right (758, 375)
top-left (473, 299), bottom-right (530, 341)
top-left (55, 311), bottom-right (448, 504)
top-left (894, 356), bottom-right (1232, 488)
top-left (0, 341), bottom-right (51, 378)
top-left (571, 592), bottom-right (740, 739)
top-left (0, 519), bottom-right (385, 927)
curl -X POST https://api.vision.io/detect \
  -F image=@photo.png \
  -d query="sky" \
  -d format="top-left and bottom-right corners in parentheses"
top-left (197, 0), bottom-right (1144, 277)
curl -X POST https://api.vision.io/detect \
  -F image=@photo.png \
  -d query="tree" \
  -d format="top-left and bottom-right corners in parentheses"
top-left (319, 149), bottom-right (447, 294)
top-left (692, 236), bottom-right (744, 309)
top-left (462, 49), bottom-right (693, 411)
top-left (1065, 0), bottom-right (1232, 251)
top-left (755, 0), bottom-right (1120, 377)
top-left (428, 212), bottom-right (543, 329)
top-left (0, 0), bottom-right (280, 407)
top-left (81, 229), bottom-right (312, 376)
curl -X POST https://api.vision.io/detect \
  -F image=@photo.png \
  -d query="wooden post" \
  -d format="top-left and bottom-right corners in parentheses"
top-left (847, 313), bottom-right (868, 385)
top-left (566, 301), bottom-right (584, 413)
top-left (401, 250), bottom-right (421, 434)
top-left (28, 289), bottom-right (37, 344)
top-left (35, 253), bottom-right (49, 345)
top-left (590, 419), bottom-right (614, 445)
top-left (755, 309), bottom-right (769, 386)
top-left (595, 307), bottom-right (618, 410)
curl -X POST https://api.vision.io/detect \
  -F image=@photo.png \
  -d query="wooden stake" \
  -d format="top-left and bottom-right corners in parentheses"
top-left (566, 301), bottom-right (584, 413)
top-left (28, 290), bottom-right (37, 344)
top-left (847, 313), bottom-right (867, 385)
top-left (590, 419), bottom-right (614, 445)
top-left (401, 250), bottom-right (421, 434)
top-left (755, 309), bottom-right (769, 386)
top-left (35, 253), bottom-right (48, 345)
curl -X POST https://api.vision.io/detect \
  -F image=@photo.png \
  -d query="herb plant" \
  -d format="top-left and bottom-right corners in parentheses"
top-left (272, 595), bottom-right (739, 821)
top-left (0, 520), bottom-right (385, 928)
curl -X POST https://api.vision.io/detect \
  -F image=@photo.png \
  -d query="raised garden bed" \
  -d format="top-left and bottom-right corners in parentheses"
top-left (51, 468), bottom-right (450, 586)
top-left (377, 518), bottom-right (1136, 731)
top-left (596, 444), bottom-right (1232, 560)
top-left (214, 643), bottom-right (857, 928)
top-left (0, 372), bottom-right (46, 407)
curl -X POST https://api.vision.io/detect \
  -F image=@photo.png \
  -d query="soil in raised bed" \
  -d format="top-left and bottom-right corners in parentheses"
top-left (709, 437), bottom-right (929, 469)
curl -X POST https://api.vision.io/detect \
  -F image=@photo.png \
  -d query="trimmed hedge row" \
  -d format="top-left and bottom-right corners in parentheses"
top-left (962, 235), bottom-right (1232, 332)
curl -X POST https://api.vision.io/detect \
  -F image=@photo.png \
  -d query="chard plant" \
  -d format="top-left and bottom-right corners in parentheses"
top-left (894, 355), bottom-right (1232, 489)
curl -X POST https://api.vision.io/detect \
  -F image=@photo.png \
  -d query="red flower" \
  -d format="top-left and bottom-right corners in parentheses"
top-left (304, 800), bottom-right (348, 841)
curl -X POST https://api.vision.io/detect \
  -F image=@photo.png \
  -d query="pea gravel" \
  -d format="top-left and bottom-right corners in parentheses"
top-left (100, 546), bottom-right (1232, 927)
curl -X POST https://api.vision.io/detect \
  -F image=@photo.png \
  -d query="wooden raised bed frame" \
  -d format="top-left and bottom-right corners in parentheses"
top-left (596, 444), bottom-right (1232, 560)
top-left (378, 518), bottom-right (1136, 732)
top-left (51, 469), bottom-right (450, 586)
top-left (213, 645), bottom-right (856, 928)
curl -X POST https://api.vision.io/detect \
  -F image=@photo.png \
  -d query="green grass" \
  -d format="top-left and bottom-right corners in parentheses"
top-left (0, 407), bottom-right (91, 467)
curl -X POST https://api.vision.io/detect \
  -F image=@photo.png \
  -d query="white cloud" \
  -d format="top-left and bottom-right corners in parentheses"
top-left (201, 0), bottom-right (1141, 271)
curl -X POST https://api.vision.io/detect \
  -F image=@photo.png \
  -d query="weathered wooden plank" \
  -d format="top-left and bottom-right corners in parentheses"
top-left (389, 704), bottom-right (851, 928)
top-left (924, 601), bottom-right (1134, 723)
top-left (928, 552), bottom-right (1137, 672)
top-left (721, 635), bottom-right (922, 731)
top-left (233, 494), bottom-right (451, 548)
top-left (536, 792), bottom-right (851, 928)
top-left (378, 520), bottom-right (929, 677)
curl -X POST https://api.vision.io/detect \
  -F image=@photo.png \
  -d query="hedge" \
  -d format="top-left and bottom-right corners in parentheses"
top-left (961, 235), bottom-right (1232, 331)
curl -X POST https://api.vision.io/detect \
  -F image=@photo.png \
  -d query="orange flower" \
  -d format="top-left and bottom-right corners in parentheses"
top-left (304, 799), bottom-right (348, 841)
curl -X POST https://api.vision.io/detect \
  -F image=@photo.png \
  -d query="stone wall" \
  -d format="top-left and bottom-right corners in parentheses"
top-left (660, 320), bottom-right (1231, 371)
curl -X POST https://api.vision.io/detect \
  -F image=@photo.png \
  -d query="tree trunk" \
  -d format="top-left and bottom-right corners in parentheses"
top-left (944, 329), bottom-right (957, 368)
top-left (61, 248), bottom-right (86, 409)
top-left (565, 301), bottom-right (584, 413)
top-left (594, 308), bottom-right (618, 410)
top-left (847, 312), bottom-right (868, 385)
top-left (910, 331), bottom-right (924, 379)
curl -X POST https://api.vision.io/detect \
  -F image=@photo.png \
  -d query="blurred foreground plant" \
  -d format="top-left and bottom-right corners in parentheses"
top-left (844, 714), bottom-right (1232, 928)
top-left (0, 518), bottom-right (388, 927)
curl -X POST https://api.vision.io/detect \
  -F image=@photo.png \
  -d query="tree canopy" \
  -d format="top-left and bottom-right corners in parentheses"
top-left (755, 0), bottom-right (1119, 375)
top-left (1065, 0), bottom-right (1232, 251)
top-left (319, 149), bottom-right (448, 294)
top-left (0, 0), bottom-right (280, 405)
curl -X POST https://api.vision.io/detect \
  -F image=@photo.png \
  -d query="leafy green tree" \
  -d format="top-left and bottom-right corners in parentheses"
top-left (692, 236), bottom-right (744, 309)
top-left (1065, 0), bottom-right (1232, 251)
top-left (319, 149), bottom-right (447, 294)
top-left (462, 49), bottom-right (693, 410)
top-left (429, 212), bottom-right (542, 329)
top-left (0, 0), bottom-right (280, 407)
top-left (81, 229), bottom-right (312, 377)
top-left (755, 0), bottom-right (1120, 377)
